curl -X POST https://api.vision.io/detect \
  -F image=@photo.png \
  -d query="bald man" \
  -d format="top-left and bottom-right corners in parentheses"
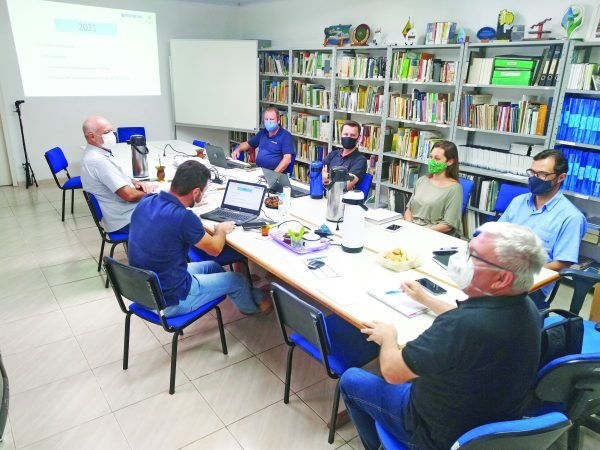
top-left (80, 116), bottom-right (154, 234)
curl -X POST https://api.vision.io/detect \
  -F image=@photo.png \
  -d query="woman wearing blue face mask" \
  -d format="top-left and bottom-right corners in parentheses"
top-left (231, 107), bottom-right (296, 173)
top-left (404, 141), bottom-right (463, 235)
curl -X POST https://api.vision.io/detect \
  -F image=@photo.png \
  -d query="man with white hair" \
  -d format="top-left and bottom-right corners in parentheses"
top-left (340, 222), bottom-right (548, 450)
top-left (80, 116), bottom-right (154, 234)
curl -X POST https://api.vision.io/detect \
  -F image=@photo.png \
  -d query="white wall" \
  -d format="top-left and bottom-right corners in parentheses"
top-left (238, 0), bottom-right (598, 47)
top-left (0, 0), bottom-right (239, 185)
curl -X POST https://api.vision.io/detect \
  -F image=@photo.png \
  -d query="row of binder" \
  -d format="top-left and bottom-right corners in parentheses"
top-left (556, 96), bottom-right (600, 145)
top-left (558, 146), bottom-right (600, 197)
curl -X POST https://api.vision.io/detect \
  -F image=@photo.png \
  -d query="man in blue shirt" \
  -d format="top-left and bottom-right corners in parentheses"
top-left (499, 149), bottom-right (587, 305)
top-left (128, 160), bottom-right (271, 317)
top-left (231, 107), bottom-right (295, 172)
top-left (322, 120), bottom-right (367, 190)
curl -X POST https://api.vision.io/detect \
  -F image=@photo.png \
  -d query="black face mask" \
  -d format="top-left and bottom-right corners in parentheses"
top-left (341, 136), bottom-right (358, 150)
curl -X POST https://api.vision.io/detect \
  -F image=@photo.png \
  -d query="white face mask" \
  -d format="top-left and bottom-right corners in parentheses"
top-left (101, 131), bottom-right (117, 150)
top-left (447, 250), bottom-right (510, 293)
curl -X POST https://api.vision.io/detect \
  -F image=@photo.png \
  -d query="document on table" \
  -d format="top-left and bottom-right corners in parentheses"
top-left (315, 278), bottom-right (360, 306)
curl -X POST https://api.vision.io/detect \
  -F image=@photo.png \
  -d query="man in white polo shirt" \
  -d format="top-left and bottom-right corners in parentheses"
top-left (81, 116), bottom-right (154, 234)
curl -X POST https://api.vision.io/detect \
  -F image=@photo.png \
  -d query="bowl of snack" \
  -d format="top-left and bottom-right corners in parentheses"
top-left (264, 195), bottom-right (280, 209)
top-left (380, 248), bottom-right (421, 272)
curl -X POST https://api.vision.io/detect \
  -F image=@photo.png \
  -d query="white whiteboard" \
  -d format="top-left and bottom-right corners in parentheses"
top-left (170, 39), bottom-right (258, 131)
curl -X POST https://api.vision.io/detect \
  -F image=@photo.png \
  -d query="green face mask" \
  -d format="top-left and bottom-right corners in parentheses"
top-left (428, 159), bottom-right (447, 174)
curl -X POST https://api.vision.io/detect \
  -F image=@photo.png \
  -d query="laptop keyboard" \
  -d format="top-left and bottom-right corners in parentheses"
top-left (213, 209), bottom-right (254, 222)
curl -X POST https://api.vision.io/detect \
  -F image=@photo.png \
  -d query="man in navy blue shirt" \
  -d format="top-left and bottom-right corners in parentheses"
top-left (128, 160), bottom-right (271, 317)
top-left (231, 107), bottom-right (295, 172)
top-left (322, 120), bottom-right (367, 190)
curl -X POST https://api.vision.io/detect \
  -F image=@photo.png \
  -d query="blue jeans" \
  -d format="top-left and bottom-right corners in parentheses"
top-left (164, 261), bottom-right (263, 317)
top-left (340, 368), bottom-right (414, 450)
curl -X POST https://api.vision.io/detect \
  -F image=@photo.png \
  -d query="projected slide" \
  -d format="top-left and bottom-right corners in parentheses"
top-left (7, 0), bottom-right (161, 96)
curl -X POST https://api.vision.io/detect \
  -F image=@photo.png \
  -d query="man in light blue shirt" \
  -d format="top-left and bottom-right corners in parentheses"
top-left (499, 149), bottom-right (587, 306)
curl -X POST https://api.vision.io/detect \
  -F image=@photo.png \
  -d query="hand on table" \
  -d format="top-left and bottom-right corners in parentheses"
top-left (215, 221), bottom-right (236, 235)
top-left (361, 320), bottom-right (397, 347)
top-left (134, 181), bottom-right (156, 194)
top-left (231, 148), bottom-right (240, 160)
top-left (400, 280), bottom-right (430, 304)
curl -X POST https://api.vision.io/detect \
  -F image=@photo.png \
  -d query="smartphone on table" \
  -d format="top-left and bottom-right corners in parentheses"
top-left (385, 224), bottom-right (402, 232)
top-left (415, 277), bottom-right (447, 295)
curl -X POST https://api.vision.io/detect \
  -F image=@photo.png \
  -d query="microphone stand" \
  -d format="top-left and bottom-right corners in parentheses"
top-left (14, 101), bottom-right (37, 189)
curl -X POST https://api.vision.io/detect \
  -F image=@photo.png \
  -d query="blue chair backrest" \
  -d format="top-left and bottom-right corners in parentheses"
top-left (287, 153), bottom-right (297, 175)
top-left (117, 127), bottom-right (146, 143)
top-left (494, 184), bottom-right (529, 214)
top-left (357, 173), bottom-right (374, 200)
top-left (459, 177), bottom-right (474, 215)
top-left (452, 412), bottom-right (571, 449)
top-left (44, 147), bottom-right (68, 174)
top-left (535, 353), bottom-right (600, 404)
top-left (193, 140), bottom-right (206, 148)
top-left (83, 191), bottom-right (103, 222)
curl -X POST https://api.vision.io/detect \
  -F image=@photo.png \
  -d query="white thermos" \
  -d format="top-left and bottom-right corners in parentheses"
top-left (340, 190), bottom-right (368, 253)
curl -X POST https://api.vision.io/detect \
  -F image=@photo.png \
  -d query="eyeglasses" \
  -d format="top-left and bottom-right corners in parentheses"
top-left (467, 248), bottom-right (510, 271)
top-left (526, 169), bottom-right (557, 181)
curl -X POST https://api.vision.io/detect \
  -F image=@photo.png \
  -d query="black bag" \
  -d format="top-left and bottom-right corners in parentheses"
top-left (539, 309), bottom-right (584, 369)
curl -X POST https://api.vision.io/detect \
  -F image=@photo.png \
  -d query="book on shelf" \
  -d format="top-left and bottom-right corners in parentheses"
top-left (296, 138), bottom-right (328, 162)
top-left (294, 51), bottom-right (332, 77)
top-left (259, 52), bottom-right (289, 75)
top-left (458, 94), bottom-right (550, 136)
top-left (292, 81), bottom-right (330, 109)
top-left (425, 22), bottom-right (456, 45)
top-left (337, 52), bottom-right (386, 79)
top-left (388, 90), bottom-right (453, 124)
top-left (557, 145), bottom-right (600, 197)
top-left (292, 162), bottom-right (310, 183)
top-left (567, 63), bottom-right (599, 90)
top-left (458, 144), bottom-right (531, 177)
top-left (230, 131), bottom-right (254, 143)
top-left (557, 97), bottom-right (600, 145)
top-left (384, 159), bottom-right (420, 189)
top-left (336, 84), bottom-right (384, 114)
top-left (467, 58), bottom-right (494, 85)
top-left (391, 51), bottom-right (457, 83)
top-left (290, 112), bottom-right (330, 141)
top-left (366, 154), bottom-right (378, 178)
top-left (390, 128), bottom-right (442, 160)
top-left (261, 79), bottom-right (288, 104)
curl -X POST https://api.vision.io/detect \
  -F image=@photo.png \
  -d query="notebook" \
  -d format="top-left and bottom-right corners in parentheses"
top-left (364, 208), bottom-right (403, 225)
top-left (367, 287), bottom-right (428, 318)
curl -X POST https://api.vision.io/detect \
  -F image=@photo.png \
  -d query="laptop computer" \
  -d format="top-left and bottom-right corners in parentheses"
top-left (261, 168), bottom-right (309, 198)
top-left (200, 180), bottom-right (266, 225)
top-left (205, 144), bottom-right (252, 170)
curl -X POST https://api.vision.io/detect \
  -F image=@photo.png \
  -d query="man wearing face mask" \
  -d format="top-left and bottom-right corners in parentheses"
top-left (230, 107), bottom-right (295, 172)
top-left (340, 222), bottom-right (547, 450)
top-left (128, 160), bottom-right (272, 317)
top-left (498, 149), bottom-right (587, 306)
top-left (322, 120), bottom-right (367, 190)
top-left (81, 116), bottom-right (154, 234)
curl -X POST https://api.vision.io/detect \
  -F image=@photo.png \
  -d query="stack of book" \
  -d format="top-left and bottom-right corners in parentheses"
top-left (296, 138), bottom-right (328, 162)
top-left (558, 146), bottom-right (600, 196)
top-left (458, 144), bottom-right (531, 176)
top-left (337, 52), bottom-right (386, 79)
top-left (391, 51), bottom-right (457, 83)
top-left (292, 81), bottom-right (330, 109)
top-left (557, 97), bottom-right (600, 145)
top-left (458, 94), bottom-right (549, 136)
top-left (467, 58), bottom-right (494, 84)
top-left (336, 85), bottom-right (384, 114)
top-left (388, 91), bottom-right (453, 124)
top-left (290, 112), bottom-right (330, 141)
top-left (425, 22), bottom-right (456, 44)
top-left (260, 52), bottom-right (289, 75)
top-left (461, 174), bottom-right (499, 235)
top-left (261, 79), bottom-right (288, 104)
top-left (390, 129), bottom-right (442, 160)
top-left (567, 63), bottom-right (599, 90)
top-left (293, 51), bottom-right (332, 77)
top-left (385, 160), bottom-right (421, 189)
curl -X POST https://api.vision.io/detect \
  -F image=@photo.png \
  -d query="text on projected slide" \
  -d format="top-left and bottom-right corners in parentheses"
top-left (7, 0), bottom-right (161, 96)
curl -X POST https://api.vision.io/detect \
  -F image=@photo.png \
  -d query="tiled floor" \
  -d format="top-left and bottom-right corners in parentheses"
top-left (0, 182), bottom-right (598, 450)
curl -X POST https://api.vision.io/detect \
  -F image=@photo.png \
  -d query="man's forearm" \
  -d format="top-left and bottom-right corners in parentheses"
top-left (544, 260), bottom-right (571, 272)
top-left (274, 155), bottom-right (292, 173)
top-left (416, 293), bottom-right (456, 315)
top-left (379, 339), bottom-right (414, 385)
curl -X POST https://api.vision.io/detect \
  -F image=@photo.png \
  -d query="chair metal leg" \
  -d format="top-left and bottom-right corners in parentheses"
top-left (328, 380), bottom-right (342, 444)
top-left (71, 189), bottom-right (75, 214)
top-left (214, 306), bottom-right (228, 355)
top-left (169, 330), bottom-right (182, 395)
top-left (61, 189), bottom-right (66, 222)
top-left (123, 313), bottom-right (132, 370)
top-left (98, 240), bottom-right (106, 272)
top-left (567, 425), bottom-right (582, 450)
top-left (105, 243), bottom-right (118, 288)
top-left (284, 345), bottom-right (295, 404)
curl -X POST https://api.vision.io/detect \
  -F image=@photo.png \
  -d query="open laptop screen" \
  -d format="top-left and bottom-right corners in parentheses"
top-left (222, 180), bottom-right (266, 213)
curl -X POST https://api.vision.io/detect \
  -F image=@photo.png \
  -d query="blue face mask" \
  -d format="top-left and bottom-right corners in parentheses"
top-left (528, 176), bottom-right (554, 195)
top-left (264, 120), bottom-right (278, 132)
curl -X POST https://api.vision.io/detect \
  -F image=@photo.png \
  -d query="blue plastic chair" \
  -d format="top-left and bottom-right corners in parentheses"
top-left (375, 412), bottom-right (571, 450)
top-left (459, 177), bottom-right (475, 215)
top-left (270, 282), bottom-right (379, 444)
top-left (493, 183), bottom-right (529, 216)
top-left (533, 353), bottom-right (600, 449)
top-left (117, 127), bottom-right (146, 143)
top-left (357, 172), bottom-right (374, 201)
top-left (83, 191), bottom-right (129, 288)
top-left (44, 147), bottom-right (82, 221)
top-left (103, 256), bottom-right (227, 395)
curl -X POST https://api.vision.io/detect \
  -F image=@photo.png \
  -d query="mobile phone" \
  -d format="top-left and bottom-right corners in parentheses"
top-left (416, 278), bottom-right (447, 295)
top-left (242, 220), bottom-right (267, 230)
top-left (385, 224), bottom-right (402, 232)
top-left (432, 249), bottom-right (458, 256)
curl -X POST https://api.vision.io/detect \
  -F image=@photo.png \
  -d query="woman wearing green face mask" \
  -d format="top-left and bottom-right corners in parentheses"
top-left (404, 141), bottom-right (463, 235)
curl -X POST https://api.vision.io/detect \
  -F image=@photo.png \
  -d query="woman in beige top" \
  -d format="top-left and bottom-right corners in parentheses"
top-left (404, 141), bottom-right (463, 235)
